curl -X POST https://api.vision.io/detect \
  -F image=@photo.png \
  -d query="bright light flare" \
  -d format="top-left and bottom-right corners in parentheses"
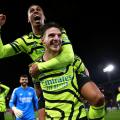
top-left (103, 64), bottom-right (114, 72)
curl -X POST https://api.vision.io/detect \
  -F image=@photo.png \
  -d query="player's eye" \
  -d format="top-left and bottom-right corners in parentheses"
top-left (37, 8), bottom-right (41, 12)
top-left (21, 79), bottom-right (27, 81)
top-left (48, 33), bottom-right (55, 38)
top-left (58, 33), bottom-right (62, 38)
top-left (30, 8), bottom-right (34, 13)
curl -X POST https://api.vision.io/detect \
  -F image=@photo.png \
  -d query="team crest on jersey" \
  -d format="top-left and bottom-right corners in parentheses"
top-left (20, 93), bottom-right (23, 96)
top-left (28, 92), bottom-right (32, 96)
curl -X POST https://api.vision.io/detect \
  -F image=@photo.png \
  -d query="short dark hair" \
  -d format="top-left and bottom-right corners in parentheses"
top-left (40, 22), bottom-right (63, 37)
top-left (20, 74), bottom-right (28, 78)
top-left (27, 4), bottom-right (43, 13)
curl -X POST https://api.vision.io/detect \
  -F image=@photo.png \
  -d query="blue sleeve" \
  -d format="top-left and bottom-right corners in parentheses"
top-left (9, 89), bottom-right (17, 108)
top-left (32, 89), bottom-right (38, 110)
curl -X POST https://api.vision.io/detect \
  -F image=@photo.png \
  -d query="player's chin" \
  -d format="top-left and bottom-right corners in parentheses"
top-left (51, 45), bottom-right (61, 51)
top-left (33, 21), bottom-right (41, 27)
top-left (22, 82), bottom-right (28, 86)
top-left (52, 48), bottom-right (61, 52)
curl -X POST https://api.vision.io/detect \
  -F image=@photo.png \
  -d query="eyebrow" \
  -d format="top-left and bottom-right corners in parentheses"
top-left (21, 78), bottom-right (28, 80)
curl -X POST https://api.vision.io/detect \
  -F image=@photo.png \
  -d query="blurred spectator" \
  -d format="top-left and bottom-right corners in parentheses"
top-left (0, 83), bottom-right (10, 120)
top-left (116, 86), bottom-right (120, 109)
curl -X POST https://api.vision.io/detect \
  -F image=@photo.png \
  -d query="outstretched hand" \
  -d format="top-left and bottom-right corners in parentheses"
top-left (0, 14), bottom-right (6, 27)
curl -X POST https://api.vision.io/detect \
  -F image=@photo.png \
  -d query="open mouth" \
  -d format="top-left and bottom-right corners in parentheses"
top-left (50, 40), bottom-right (61, 48)
top-left (34, 16), bottom-right (41, 21)
top-left (50, 41), bottom-right (60, 45)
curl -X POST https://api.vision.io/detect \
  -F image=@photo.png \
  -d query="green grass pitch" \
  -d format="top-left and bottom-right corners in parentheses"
top-left (4, 110), bottom-right (120, 120)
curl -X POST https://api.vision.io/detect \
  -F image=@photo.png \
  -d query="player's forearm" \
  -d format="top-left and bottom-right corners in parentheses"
top-left (0, 84), bottom-right (10, 91)
top-left (9, 91), bottom-right (16, 109)
top-left (38, 108), bottom-right (46, 120)
top-left (0, 38), bottom-right (16, 58)
top-left (9, 101), bottom-right (15, 109)
top-left (0, 84), bottom-right (10, 95)
top-left (37, 44), bottom-right (74, 71)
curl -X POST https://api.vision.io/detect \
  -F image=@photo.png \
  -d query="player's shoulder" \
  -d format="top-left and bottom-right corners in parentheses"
top-left (15, 32), bottom-right (32, 42)
top-left (22, 32), bottom-right (41, 42)
top-left (74, 55), bottom-right (82, 61)
top-left (15, 32), bottom-right (36, 44)
top-left (22, 32), bottom-right (33, 39)
top-left (13, 87), bottom-right (20, 92)
top-left (29, 86), bottom-right (35, 90)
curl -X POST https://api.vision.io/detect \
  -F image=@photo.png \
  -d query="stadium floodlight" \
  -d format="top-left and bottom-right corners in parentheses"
top-left (103, 64), bottom-right (114, 73)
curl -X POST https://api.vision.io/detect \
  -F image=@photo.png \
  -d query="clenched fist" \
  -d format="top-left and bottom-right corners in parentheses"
top-left (0, 14), bottom-right (6, 27)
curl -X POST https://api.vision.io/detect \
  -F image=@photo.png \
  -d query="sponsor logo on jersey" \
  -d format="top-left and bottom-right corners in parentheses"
top-left (42, 75), bottom-right (72, 90)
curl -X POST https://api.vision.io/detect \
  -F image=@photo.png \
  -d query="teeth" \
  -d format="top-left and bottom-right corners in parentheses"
top-left (34, 16), bottom-right (40, 20)
top-left (54, 43), bottom-right (59, 45)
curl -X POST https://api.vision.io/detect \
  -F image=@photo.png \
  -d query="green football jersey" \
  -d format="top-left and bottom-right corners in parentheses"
top-left (34, 56), bottom-right (88, 119)
top-left (0, 31), bottom-right (74, 71)
top-left (116, 93), bottom-right (120, 102)
top-left (0, 84), bottom-right (10, 112)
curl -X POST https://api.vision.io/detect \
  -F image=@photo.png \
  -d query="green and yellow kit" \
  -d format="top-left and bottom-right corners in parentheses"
top-left (0, 31), bottom-right (74, 71)
top-left (0, 84), bottom-right (10, 112)
top-left (33, 55), bottom-right (90, 120)
top-left (116, 93), bottom-right (120, 102)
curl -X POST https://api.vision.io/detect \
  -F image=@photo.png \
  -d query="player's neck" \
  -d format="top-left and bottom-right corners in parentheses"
top-left (43, 51), bottom-right (59, 61)
top-left (32, 25), bottom-right (41, 35)
top-left (21, 85), bottom-right (28, 89)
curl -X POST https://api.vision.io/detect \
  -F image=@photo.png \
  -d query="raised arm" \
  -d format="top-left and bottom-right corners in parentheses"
top-left (0, 37), bottom-right (18, 58)
top-left (0, 83), bottom-right (10, 96)
top-left (0, 14), bottom-right (21, 58)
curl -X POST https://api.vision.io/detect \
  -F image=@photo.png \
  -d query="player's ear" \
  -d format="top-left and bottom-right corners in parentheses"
top-left (19, 79), bottom-right (21, 83)
top-left (27, 14), bottom-right (30, 23)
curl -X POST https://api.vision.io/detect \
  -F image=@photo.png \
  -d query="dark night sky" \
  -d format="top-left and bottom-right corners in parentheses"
top-left (1, 0), bottom-right (120, 93)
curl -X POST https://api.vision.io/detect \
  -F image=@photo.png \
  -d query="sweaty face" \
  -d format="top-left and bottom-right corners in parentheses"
top-left (43, 27), bottom-right (62, 52)
top-left (20, 77), bottom-right (28, 87)
top-left (28, 5), bottom-right (45, 26)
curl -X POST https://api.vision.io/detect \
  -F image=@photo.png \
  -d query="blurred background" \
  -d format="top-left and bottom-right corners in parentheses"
top-left (1, 0), bottom-right (120, 112)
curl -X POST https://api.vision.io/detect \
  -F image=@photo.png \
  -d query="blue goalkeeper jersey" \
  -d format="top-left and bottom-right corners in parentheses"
top-left (9, 86), bottom-right (38, 120)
